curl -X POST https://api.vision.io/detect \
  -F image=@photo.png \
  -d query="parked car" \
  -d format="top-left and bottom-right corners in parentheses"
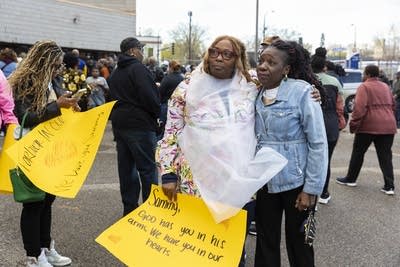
top-left (342, 68), bottom-right (363, 113)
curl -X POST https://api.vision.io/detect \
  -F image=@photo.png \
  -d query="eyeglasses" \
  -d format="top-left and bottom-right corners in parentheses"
top-left (208, 47), bottom-right (237, 60)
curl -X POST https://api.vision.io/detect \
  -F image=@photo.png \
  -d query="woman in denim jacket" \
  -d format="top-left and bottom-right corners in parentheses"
top-left (254, 40), bottom-right (328, 267)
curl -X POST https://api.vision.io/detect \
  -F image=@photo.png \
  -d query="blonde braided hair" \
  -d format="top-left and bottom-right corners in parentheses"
top-left (8, 40), bottom-right (63, 113)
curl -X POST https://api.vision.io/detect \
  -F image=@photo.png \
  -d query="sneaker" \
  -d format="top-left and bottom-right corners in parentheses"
top-left (380, 187), bottom-right (395, 195)
top-left (248, 221), bottom-right (257, 236)
top-left (26, 249), bottom-right (53, 267)
top-left (43, 240), bottom-right (71, 266)
top-left (336, 177), bottom-right (357, 187)
top-left (318, 192), bottom-right (331, 204)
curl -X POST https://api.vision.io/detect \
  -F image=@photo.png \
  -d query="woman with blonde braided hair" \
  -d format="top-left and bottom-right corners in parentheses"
top-left (9, 40), bottom-right (79, 267)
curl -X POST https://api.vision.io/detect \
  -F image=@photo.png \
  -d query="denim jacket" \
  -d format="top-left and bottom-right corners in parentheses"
top-left (255, 79), bottom-right (328, 195)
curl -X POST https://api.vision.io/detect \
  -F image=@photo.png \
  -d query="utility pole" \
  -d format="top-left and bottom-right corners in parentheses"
top-left (255, 0), bottom-right (259, 62)
top-left (188, 11), bottom-right (193, 64)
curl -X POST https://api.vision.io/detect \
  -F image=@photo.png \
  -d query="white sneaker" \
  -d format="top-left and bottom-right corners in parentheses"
top-left (43, 240), bottom-right (72, 266)
top-left (26, 249), bottom-right (53, 267)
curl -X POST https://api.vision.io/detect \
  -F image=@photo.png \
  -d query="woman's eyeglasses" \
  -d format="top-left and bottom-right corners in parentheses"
top-left (208, 48), bottom-right (237, 60)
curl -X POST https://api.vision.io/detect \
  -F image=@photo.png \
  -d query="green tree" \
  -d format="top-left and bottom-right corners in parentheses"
top-left (168, 22), bottom-right (207, 65)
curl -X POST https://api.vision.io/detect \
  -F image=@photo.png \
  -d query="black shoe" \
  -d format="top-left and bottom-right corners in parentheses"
top-left (380, 186), bottom-right (394, 195)
top-left (318, 192), bottom-right (331, 204)
top-left (248, 221), bottom-right (257, 236)
top-left (336, 177), bottom-right (357, 187)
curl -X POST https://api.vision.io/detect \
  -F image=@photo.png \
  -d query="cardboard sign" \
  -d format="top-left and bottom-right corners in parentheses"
top-left (96, 185), bottom-right (247, 267)
top-left (6, 102), bottom-right (115, 198)
top-left (0, 124), bottom-right (17, 193)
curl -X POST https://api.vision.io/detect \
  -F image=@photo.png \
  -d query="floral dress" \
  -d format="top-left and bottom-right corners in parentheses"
top-left (157, 81), bottom-right (199, 196)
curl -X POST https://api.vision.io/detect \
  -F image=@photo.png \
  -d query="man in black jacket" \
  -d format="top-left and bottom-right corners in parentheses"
top-left (108, 37), bottom-right (161, 215)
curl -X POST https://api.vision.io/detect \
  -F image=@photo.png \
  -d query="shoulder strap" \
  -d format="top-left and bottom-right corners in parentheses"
top-left (1, 62), bottom-right (10, 71)
top-left (18, 112), bottom-right (29, 139)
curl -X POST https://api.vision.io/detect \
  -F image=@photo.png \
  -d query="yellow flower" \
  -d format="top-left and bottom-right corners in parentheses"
top-left (68, 83), bottom-right (77, 91)
top-left (80, 74), bottom-right (86, 81)
top-left (74, 75), bottom-right (80, 83)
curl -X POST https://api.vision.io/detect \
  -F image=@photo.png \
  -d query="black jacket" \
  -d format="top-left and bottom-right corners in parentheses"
top-left (322, 84), bottom-right (340, 142)
top-left (159, 72), bottom-right (184, 104)
top-left (14, 90), bottom-right (61, 129)
top-left (108, 55), bottom-right (160, 131)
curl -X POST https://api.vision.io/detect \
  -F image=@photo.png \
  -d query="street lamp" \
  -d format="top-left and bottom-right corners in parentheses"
top-left (262, 10), bottom-right (275, 41)
top-left (188, 11), bottom-right (193, 64)
top-left (351, 24), bottom-right (357, 51)
top-left (255, 0), bottom-right (259, 62)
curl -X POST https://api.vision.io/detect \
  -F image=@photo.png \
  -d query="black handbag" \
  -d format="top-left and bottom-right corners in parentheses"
top-left (9, 112), bottom-right (45, 203)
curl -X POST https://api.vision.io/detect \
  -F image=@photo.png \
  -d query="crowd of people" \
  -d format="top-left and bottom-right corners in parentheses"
top-left (0, 34), bottom-right (398, 267)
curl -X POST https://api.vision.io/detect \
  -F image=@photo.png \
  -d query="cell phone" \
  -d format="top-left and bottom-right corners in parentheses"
top-left (71, 88), bottom-right (87, 99)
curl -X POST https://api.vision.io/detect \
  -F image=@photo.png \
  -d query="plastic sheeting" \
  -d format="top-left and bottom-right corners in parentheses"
top-left (179, 66), bottom-right (287, 223)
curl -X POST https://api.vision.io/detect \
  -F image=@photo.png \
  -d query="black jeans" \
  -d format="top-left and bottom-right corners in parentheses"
top-left (322, 139), bottom-right (338, 195)
top-left (238, 199), bottom-right (256, 267)
top-left (346, 133), bottom-right (394, 188)
top-left (255, 186), bottom-right (314, 267)
top-left (113, 128), bottom-right (158, 216)
top-left (21, 193), bottom-right (56, 257)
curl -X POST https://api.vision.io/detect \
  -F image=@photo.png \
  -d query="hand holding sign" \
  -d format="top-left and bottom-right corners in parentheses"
top-left (96, 185), bottom-right (247, 267)
top-left (5, 102), bottom-right (115, 198)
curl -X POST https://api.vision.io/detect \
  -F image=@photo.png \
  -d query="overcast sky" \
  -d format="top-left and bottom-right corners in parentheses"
top-left (136, 0), bottom-right (400, 50)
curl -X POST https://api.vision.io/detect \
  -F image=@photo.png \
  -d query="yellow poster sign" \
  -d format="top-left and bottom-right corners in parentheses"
top-left (6, 102), bottom-right (115, 198)
top-left (96, 185), bottom-right (247, 267)
top-left (0, 124), bottom-right (18, 193)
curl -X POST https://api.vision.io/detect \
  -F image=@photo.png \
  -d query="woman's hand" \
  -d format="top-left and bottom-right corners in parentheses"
top-left (162, 182), bottom-right (178, 202)
top-left (295, 191), bottom-right (314, 211)
top-left (311, 85), bottom-right (321, 103)
top-left (56, 92), bottom-right (81, 112)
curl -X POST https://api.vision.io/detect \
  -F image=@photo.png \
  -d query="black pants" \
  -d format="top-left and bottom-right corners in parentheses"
top-left (238, 199), bottom-right (256, 267)
top-left (322, 139), bottom-right (338, 195)
top-left (113, 128), bottom-right (158, 216)
top-left (346, 133), bottom-right (394, 188)
top-left (21, 193), bottom-right (56, 257)
top-left (255, 186), bottom-right (314, 267)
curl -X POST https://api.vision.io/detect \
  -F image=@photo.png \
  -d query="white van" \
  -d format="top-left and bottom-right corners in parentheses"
top-left (342, 69), bottom-right (363, 113)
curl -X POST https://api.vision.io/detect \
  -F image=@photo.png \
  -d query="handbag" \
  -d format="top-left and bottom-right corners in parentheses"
top-left (9, 112), bottom-right (45, 203)
top-left (301, 196), bottom-right (317, 246)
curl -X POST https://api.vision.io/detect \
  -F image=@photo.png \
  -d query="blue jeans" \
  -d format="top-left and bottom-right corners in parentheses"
top-left (113, 128), bottom-right (158, 215)
top-left (157, 102), bottom-right (168, 140)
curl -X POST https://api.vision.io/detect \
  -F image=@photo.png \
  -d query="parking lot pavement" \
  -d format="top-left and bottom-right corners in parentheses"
top-left (1, 123), bottom-right (400, 266)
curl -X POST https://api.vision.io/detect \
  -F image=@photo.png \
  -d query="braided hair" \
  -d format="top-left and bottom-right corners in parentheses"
top-left (8, 40), bottom-right (64, 113)
top-left (269, 40), bottom-right (327, 105)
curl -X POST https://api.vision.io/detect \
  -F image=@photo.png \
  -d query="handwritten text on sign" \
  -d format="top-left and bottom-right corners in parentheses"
top-left (96, 185), bottom-right (247, 267)
top-left (6, 102), bottom-right (115, 198)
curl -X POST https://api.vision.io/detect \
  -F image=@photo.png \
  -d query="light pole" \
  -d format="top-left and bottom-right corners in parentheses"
top-left (262, 10), bottom-right (275, 41)
top-left (351, 24), bottom-right (357, 52)
top-left (188, 11), bottom-right (193, 64)
top-left (156, 33), bottom-right (160, 64)
top-left (255, 0), bottom-right (259, 62)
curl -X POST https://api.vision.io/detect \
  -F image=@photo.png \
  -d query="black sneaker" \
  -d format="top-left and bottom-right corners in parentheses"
top-left (318, 192), bottom-right (331, 204)
top-left (248, 221), bottom-right (257, 236)
top-left (380, 187), bottom-right (394, 195)
top-left (336, 177), bottom-right (357, 187)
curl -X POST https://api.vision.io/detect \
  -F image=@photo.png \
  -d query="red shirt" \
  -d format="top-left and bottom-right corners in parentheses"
top-left (350, 77), bottom-right (396, 134)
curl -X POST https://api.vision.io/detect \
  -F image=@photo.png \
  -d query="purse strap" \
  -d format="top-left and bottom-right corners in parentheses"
top-left (18, 112), bottom-right (29, 139)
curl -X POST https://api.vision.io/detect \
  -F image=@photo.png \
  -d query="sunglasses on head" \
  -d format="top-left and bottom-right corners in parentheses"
top-left (208, 47), bottom-right (237, 60)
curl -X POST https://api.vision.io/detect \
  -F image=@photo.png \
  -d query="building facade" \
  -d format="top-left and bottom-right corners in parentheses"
top-left (0, 0), bottom-right (136, 52)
